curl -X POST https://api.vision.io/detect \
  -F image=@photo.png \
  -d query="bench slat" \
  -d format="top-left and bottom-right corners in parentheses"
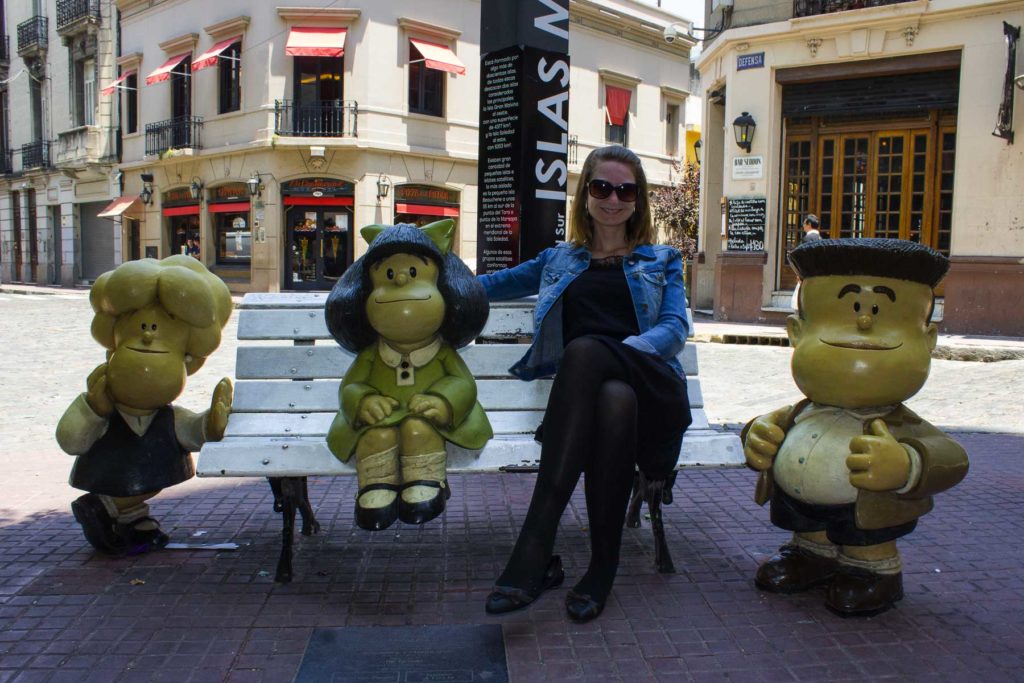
top-left (223, 407), bottom-right (712, 438)
top-left (198, 427), bottom-right (741, 477)
top-left (235, 343), bottom-right (700, 381)
top-left (231, 376), bottom-right (705, 412)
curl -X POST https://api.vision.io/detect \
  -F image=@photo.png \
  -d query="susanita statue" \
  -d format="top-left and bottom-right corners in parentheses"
top-left (742, 238), bottom-right (969, 616)
top-left (325, 219), bottom-right (492, 531)
top-left (56, 255), bottom-right (233, 555)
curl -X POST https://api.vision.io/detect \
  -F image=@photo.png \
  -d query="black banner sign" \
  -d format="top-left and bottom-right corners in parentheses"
top-left (726, 196), bottom-right (767, 252)
top-left (477, 0), bottom-right (570, 274)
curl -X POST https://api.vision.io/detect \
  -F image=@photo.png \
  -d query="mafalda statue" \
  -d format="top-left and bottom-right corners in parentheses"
top-left (743, 238), bottom-right (968, 616)
top-left (56, 255), bottom-right (233, 555)
top-left (325, 219), bottom-right (492, 531)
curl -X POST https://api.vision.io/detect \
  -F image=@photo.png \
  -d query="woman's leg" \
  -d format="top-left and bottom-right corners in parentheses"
top-left (495, 337), bottom-right (634, 592)
top-left (576, 379), bottom-right (638, 602)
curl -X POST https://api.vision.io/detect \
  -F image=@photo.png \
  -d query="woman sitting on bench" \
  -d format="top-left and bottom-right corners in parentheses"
top-left (478, 145), bottom-right (692, 622)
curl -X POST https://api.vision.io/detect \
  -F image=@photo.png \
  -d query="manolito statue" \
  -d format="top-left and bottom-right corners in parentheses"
top-left (325, 220), bottom-right (492, 531)
top-left (742, 238), bottom-right (969, 616)
top-left (56, 255), bottom-right (233, 555)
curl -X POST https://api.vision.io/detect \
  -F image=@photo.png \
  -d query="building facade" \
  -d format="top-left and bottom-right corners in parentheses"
top-left (693, 0), bottom-right (1024, 335)
top-left (0, 0), bottom-right (121, 286)
top-left (94, 0), bottom-right (697, 293)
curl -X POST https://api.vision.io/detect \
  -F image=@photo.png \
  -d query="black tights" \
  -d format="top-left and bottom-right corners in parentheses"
top-left (497, 336), bottom-right (639, 602)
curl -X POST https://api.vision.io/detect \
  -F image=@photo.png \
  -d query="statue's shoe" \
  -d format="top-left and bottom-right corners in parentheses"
top-left (755, 544), bottom-right (837, 594)
top-left (826, 567), bottom-right (903, 617)
top-left (398, 480), bottom-right (451, 525)
top-left (120, 517), bottom-right (171, 555)
top-left (71, 494), bottom-right (128, 556)
top-left (354, 483), bottom-right (400, 531)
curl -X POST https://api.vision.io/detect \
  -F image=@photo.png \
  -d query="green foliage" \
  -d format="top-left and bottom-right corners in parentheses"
top-left (651, 160), bottom-right (700, 260)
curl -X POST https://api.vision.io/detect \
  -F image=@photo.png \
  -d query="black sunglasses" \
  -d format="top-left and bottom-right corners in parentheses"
top-left (587, 179), bottom-right (638, 202)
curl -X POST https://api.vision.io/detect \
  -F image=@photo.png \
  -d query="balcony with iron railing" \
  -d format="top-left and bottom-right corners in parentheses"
top-left (568, 134), bottom-right (579, 166)
top-left (17, 16), bottom-right (48, 58)
top-left (793, 0), bottom-right (916, 17)
top-left (274, 100), bottom-right (358, 138)
top-left (145, 116), bottom-right (203, 156)
top-left (57, 0), bottom-right (101, 37)
top-left (56, 125), bottom-right (117, 168)
top-left (21, 140), bottom-right (51, 170)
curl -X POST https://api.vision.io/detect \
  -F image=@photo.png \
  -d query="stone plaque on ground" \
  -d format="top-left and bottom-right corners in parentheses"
top-left (294, 625), bottom-right (509, 682)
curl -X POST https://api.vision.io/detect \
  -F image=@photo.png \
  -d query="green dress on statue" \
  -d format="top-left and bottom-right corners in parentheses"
top-left (327, 340), bottom-right (493, 462)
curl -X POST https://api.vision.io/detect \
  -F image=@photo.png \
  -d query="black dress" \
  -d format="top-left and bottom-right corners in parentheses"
top-left (540, 255), bottom-right (692, 479)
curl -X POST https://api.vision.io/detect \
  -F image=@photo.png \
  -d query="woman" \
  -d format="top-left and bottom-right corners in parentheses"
top-left (477, 145), bottom-right (692, 622)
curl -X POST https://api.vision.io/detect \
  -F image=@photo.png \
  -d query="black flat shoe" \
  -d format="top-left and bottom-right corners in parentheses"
top-left (120, 516), bottom-right (170, 555)
top-left (485, 555), bottom-right (565, 614)
top-left (398, 480), bottom-right (451, 525)
top-left (565, 589), bottom-right (605, 623)
top-left (354, 483), bottom-right (400, 531)
top-left (71, 494), bottom-right (127, 555)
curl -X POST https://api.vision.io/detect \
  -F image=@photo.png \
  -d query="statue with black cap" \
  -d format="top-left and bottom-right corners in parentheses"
top-left (742, 238), bottom-right (969, 616)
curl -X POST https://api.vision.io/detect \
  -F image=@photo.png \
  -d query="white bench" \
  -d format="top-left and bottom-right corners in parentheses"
top-left (198, 292), bottom-right (743, 581)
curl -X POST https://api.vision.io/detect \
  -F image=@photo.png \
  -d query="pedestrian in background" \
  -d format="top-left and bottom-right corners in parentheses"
top-left (802, 214), bottom-right (822, 242)
top-left (477, 145), bottom-right (692, 623)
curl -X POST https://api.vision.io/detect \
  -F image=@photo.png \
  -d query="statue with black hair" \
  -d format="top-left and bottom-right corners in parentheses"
top-left (325, 219), bottom-right (492, 530)
top-left (743, 238), bottom-right (969, 616)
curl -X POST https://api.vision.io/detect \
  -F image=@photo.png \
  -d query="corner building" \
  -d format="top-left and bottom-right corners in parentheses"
top-left (693, 0), bottom-right (1024, 335)
top-left (106, 0), bottom-right (696, 293)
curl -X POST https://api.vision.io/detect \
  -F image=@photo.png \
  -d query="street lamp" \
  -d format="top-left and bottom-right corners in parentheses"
top-left (376, 174), bottom-right (392, 200)
top-left (693, 138), bottom-right (702, 164)
top-left (247, 171), bottom-right (262, 198)
top-left (733, 112), bottom-right (756, 153)
top-left (140, 173), bottom-right (154, 205)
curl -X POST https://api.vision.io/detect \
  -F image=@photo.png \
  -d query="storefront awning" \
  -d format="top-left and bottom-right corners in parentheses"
top-left (146, 52), bottom-right (191, 85)
top-left (285, 27), bottom-right (346, 58)
top-left (193, 36), bottom-right (242, 71)
top-left (605, 85), bottom-right (632, 127)
top-left (395, 203), bottom-right (460, 217)
top-left (409, 39), bottom-right (466, 75)
top-left (97, 195), bottom-right (142, 218)
top-left (163, 205), bottom-right (201, 217)
top-left (209, 201), bottom-right (251, 213)
top-left (100, 70), bottom-right (136, 97)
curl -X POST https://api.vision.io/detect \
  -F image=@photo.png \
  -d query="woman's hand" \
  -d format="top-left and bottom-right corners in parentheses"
top-left (358, 394), bottom-right (400, 425)
top-left (409, 394), bottom-right (452, 427)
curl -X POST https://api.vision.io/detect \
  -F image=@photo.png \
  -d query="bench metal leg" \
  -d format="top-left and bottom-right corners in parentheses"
top-left (268, 477), bottom-right (320, 583)
top-left (625, 471), bottom-right (677, 574)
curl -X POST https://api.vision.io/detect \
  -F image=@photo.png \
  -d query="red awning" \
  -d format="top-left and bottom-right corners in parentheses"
top-left (100, 70), bottom-right (136, 97)
top-left (409, 39), bottom-right (466, 75)
top-left (285, 27), bottom-right (346, 58)
top-left (395, 203), bottom-right (460, 217)
top-left (163, 205), bottom-right (201, 217)
top-left (97, 195), bottom-right (142, 218)
top-left (283, 196), bottom-right (354, 206)
top-left (193, 35), bottom-right (241, 71)
top-left (605, 86), bottom-right (632, 127)
top-left (146, 52), bottom-right (191, 85)
top-left (208, 201), bottom-right (250, 213)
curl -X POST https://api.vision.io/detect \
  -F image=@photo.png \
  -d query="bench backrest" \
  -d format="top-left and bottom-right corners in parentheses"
top-left (224, 293), bottom-right (708, 440)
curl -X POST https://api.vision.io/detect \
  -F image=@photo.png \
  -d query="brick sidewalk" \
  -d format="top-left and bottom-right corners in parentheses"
top-left (0, 432), bottom-right (1021, 682)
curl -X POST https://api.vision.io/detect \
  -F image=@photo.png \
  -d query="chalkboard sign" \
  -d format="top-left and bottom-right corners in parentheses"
top-left (726, 196), bottom-right (767, 252)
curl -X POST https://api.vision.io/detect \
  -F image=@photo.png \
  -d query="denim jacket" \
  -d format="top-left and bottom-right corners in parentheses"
top-left (478, 242), bottom-right (689, 381)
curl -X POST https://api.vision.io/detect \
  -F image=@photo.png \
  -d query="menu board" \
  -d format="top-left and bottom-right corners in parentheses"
top-left (726, 196), bottom-right (767, 252)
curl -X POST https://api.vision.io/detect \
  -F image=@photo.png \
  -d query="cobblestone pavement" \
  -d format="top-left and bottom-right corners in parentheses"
top-left (1, 291), bottom-right (1022, 682)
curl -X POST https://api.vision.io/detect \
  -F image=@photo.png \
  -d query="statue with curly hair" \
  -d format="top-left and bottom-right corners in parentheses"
top-left (56, 255), bottom-right (234, 555)
top-left (325, 219), bottom-right (492, 531)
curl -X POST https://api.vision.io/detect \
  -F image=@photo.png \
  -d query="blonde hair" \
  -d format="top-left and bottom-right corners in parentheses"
top-left (568, 145), bottom-right (654, 249)
top-left (89, 255), bottom-right (233, 374)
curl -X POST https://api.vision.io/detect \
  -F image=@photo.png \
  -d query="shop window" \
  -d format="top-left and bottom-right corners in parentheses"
top-left (409, 44), bottom-right (444, 117)
top-left (218, 42), bottom-right (242, 114)
top-left (605, 85), bottom-right (631, 147)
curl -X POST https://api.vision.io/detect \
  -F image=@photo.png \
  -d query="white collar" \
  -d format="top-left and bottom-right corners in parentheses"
top-left (377, 337), bottom-right (442, 368)
top-left (798, 402), bottom-right (899, 423)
